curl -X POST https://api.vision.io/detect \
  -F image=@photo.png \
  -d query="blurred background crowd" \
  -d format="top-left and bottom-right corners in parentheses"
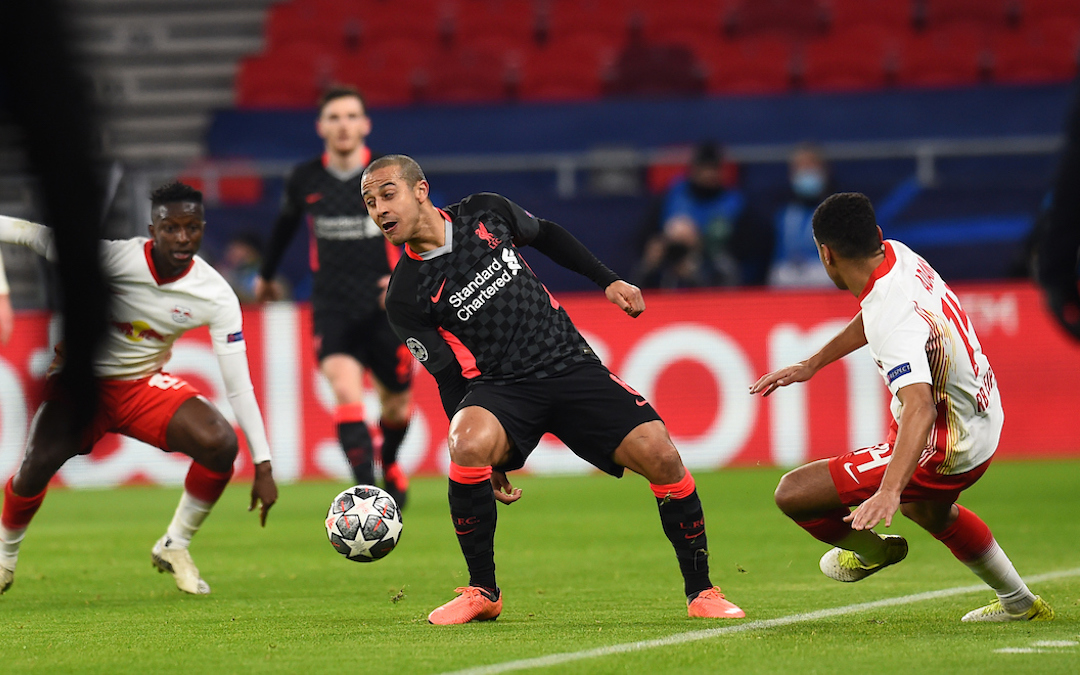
top-left (1, 0), bottom-right (1078, 307)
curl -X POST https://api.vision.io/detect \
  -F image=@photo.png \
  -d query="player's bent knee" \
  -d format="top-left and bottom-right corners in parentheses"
top-left (774, 471), bottom-right (801, 516)
top-left (194, 420), bottom-right (238, 472)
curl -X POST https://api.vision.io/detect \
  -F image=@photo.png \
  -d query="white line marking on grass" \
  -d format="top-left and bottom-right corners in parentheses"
top-left (438, 567), bottom-right (1080, 675)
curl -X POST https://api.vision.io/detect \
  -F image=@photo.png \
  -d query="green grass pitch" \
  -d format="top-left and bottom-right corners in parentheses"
top-left (1, 460), bottom-right (1078, 674)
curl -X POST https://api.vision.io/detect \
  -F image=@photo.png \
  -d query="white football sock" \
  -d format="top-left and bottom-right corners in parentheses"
top-left (963, 540), bottom-right (1034, 613)
top-left (0, 523), bottom-right (26, 569)
top-left (165, 492), bottom-right (213, 549)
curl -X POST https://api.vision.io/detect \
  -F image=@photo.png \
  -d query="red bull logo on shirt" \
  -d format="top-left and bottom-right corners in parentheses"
top-left (112, 320), bottom-right (168, 343)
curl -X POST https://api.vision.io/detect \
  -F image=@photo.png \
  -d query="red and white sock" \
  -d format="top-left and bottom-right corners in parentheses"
top-left (1, 477), bottom-right (47, 569)
top-left (934, 505), bottom-right (1034, 613)
top-left (165, 463), bottom-right (232, 548)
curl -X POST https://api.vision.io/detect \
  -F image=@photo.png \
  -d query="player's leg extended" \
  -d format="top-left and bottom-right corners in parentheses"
top-left (774, 460), bottom-right (907, 581)
top-left (612, 421), bottom-right (744, 618)
top-left (153, 397), bottom-right (238, 595)
top-left (372, 377), bottom-right (411, 509)
top-left (427, 406), bottom-right (510, 625)
top-left (903, 501), bottom-right (1052, 622)
top-left (322, 354), bottom-right (375, 485)
top-left (1, 402), bottom-right (85, 593)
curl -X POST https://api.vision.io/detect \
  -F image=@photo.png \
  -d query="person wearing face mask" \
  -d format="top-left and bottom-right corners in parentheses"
top-left (769, 143), bottom-right (836, 288)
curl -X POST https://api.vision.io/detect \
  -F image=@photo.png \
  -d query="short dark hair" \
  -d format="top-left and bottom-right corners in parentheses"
top-left (318, 85), bottom-right (367, 114)
top-left (691, 141), bottom-right (723, 167)
top-left (363, 154), bottom-right (426, 187)
top-left (811, 192), bottom-right (882, 259)
top-left (150, 181), bottom-right (202, 207)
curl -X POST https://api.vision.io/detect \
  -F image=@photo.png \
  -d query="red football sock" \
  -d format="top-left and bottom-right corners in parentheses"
top-left (933, 505), bottom-right (994, 562)
top-left (794, 507), bottom-right (853, 544)
top-left (2, 477), bottom-right (47, 530)
top-left (183, 462), bottom-right (233, 504)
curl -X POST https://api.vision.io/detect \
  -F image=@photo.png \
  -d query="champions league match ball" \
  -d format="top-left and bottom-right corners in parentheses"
top-left (325, 485), bottom-right (403, 562)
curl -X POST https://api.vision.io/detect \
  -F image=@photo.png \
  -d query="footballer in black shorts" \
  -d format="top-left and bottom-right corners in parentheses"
top-left (257, 87), bottom-right (412, 507)
top-left (367, 154), bottom-right (744, 624)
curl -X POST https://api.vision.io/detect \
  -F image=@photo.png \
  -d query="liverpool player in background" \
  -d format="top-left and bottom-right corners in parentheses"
top-left (750, 193), bottom-right (1053, 623)
top-left (255, 87), bottom-right (412, 507)
top-left (362, 154), bottom-right (745, 625)
top-left (0, 182), bottom-right (277, 596)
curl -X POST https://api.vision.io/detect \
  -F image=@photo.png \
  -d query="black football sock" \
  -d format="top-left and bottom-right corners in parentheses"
top-left (657, 490), bottom-right (713, 598)
top-left (379, 418), bottom-right (409, 467)
top-left (339, 420), bottom-right (375, 485)
top-left (448, 478), bottom-right (498, 592)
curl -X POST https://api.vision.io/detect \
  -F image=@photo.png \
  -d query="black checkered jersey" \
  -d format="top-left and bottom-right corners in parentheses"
top-left (261, 154), bottom-right (400, 316)
top-left (385, 193), bottom-right (599, 383)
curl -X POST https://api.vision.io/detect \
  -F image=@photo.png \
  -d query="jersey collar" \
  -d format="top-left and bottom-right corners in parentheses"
top-left (144, 240), bottom-right (193, 285)
top-left (405, 209), bottom-right (454, 261)
top-left (857, 241), bottom-right (896, 302)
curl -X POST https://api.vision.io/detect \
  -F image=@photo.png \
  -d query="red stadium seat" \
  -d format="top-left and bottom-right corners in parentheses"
top-left (894, 22), bottom-right (993, 88)
top-left (634, 1), bottom-right (725, 44)
top-left (827, 0), bottom-right (911, 29)
top-left (990, 15), bottom-right (1080, 83)
top-left (722, 0), bottom-right (831, 39)
top-left (236, 41), bottom-right (341, 108)
top-left (1021, 0), bottom-right (1080, 22)
top-left (418, 41), bottom-right (518, 104)
top-left (333, 36), bottom-right (432, 106)
top-left (519, 34), bottom-right (619, 101)
top-left (536, 0), bottom-right (637, 46)
top-left (698, 36), bottom-right (797, 95)
top-left (445, 0), bottom-right (538, 47)
top-left (801, 24), bottom-right (899, 91)
top-left (913, 0), bottom-right (1022, 31)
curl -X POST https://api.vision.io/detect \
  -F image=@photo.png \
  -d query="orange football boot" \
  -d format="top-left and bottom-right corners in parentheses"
top-left (687, 587), bottom-right (745, 618)
top-left (428, 586), bottom-right (502, 625)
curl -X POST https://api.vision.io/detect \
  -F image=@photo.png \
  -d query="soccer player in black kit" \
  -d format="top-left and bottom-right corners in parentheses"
top-left (362, 154), bottom-right (745, 625)
top-left (255, 88), bottom-right (412, 507)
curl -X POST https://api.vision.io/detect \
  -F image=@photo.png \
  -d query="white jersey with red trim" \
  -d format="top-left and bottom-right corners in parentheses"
top-left (97, 238), bottom-right (245, 379)
top-left (859, 240), bottom-right (1002, 475)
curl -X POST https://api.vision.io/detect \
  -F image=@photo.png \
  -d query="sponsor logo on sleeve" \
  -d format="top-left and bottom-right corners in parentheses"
top-left (886, 362), bottom-right (911, 384)
top-left (406, 337), bottom-right (428, 362)
top-left (227, 331), bottom-right (244, 343)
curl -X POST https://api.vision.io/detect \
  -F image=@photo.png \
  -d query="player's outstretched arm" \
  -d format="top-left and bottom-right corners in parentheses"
top-left (605, 280), bottom-right (645, 318)
top-left (749, 312), bottom-right (868, 396)
top-left (0, 216), bottom-right (56, 260)
top-left (217, 350), bottom-right (278, 525)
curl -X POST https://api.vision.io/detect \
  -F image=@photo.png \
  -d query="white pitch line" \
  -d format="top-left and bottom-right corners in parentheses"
top-left (437, 567), bottom-right (1080, 675)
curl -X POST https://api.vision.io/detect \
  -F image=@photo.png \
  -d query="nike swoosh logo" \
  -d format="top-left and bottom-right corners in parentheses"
top-left (431, 279), bottom-right (446, 303)
top-left (636, 398), bottom-right (648, 407)
top-left (454, 528), bottom-right (476, 536)
top-left (305, 193), bottom-right (323, 204)
top-left (843, 462), bottom-right (860, 484)
top-left (684, 530), bottom-right (705, 539)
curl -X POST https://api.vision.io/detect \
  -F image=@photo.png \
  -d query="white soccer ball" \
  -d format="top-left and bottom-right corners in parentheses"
top-left (325, 485), bottom-right (403, 563)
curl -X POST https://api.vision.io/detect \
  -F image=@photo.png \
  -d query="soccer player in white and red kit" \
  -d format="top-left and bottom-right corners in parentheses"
top-left (751, 192), bottom-right (1053, 622)
top-left (0, 182), bottom-right (277, 596)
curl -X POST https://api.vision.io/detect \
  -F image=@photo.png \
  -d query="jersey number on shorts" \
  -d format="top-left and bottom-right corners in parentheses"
top-left (148, 373), bottom-right (186, 391)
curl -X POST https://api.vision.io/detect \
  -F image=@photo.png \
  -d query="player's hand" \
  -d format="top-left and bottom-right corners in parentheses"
top-left (0, 293), bottom-right (13, 344)
top-left (844, 489), bottom-right (900, 531)
top-left (249, 461), bottom-right (278, 526)
top-left (253, 277), bottom-right (284, 303)
top-left (491, 471), bottom-right (522, 505)
top-left (749, 361), bottom-right (816, 397)
top-left (377, 275), bottom-right (390, 310)
top-left (605, 280), bottom-right (645, 318)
